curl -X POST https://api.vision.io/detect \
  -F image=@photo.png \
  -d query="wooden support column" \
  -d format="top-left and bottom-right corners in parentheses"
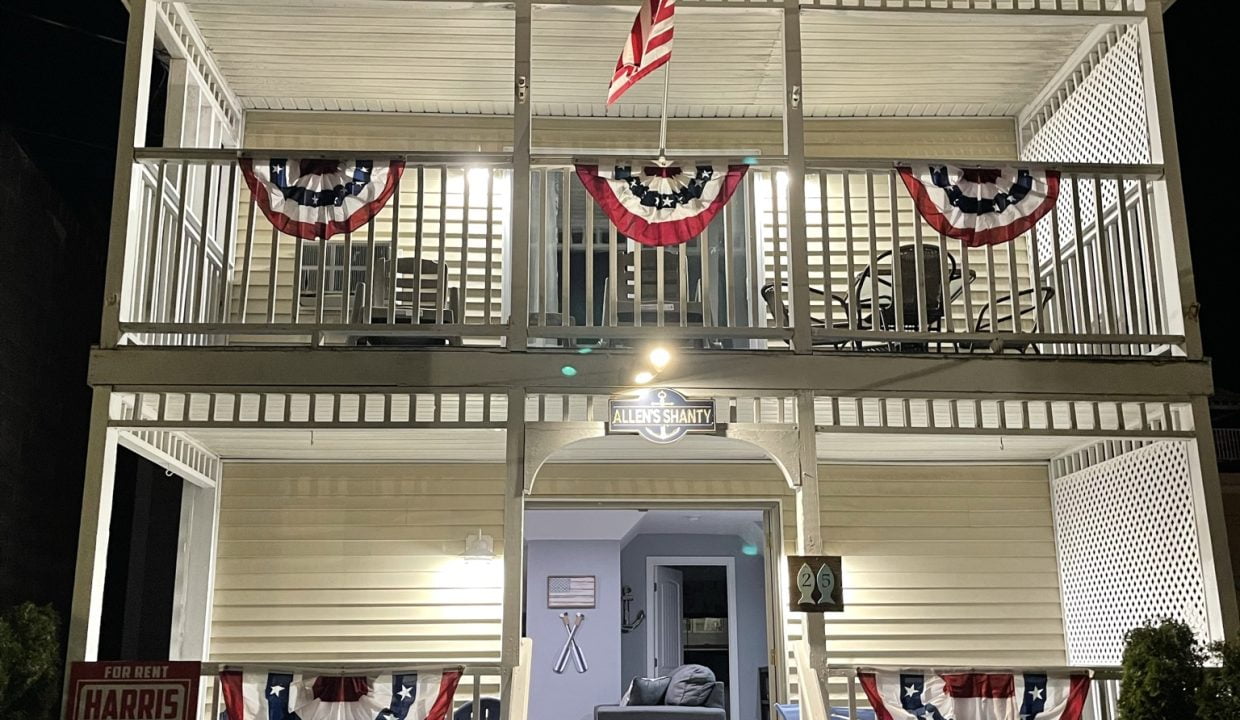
top-left (1141, 2), bottom-right (1202, 358)
top-left (65, 388), bottom-right (120, 688)
top-left (1186, 397), bottom-right (1240, 639)
top-left (500, 388), bottom-right (528, 720)
top-left (795, 391), bottom-right (830, 705)
top-left (101, 0), bottom-right (157, 348)
top-left (168, 478), bottom-right (221, 661)
top-left (782, 0), bottom-right (812, 354)
top-left (507, 0), bottom-right (532, 352)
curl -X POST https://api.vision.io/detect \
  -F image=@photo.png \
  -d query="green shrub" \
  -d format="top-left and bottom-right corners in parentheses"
top-left (1118, 619), bottom-right (1204, 720)
top-left (0, 603), bottom-right (62, 720)
top-left (1199, 639), bottom-right (1240, 720)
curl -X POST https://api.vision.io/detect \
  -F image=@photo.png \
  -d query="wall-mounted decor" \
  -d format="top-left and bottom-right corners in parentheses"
top-left (786, 555), bottom-right (844, 613)
top-left (554, 613), bottom-right (589, 674)
top-left (547, 576), bottom-right (597, 609)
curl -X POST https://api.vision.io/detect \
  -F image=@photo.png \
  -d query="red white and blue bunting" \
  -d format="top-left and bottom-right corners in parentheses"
top-left (240, 158), bottom-right (405, 241)
top-left (858, 668), bottom-right (1090, 720)
top-left (576, 163), bottom-right (748, 247)
top-left (220, 668), bottom-right (462, 720)
top-left (898, 165), bottom-right (1061, 248)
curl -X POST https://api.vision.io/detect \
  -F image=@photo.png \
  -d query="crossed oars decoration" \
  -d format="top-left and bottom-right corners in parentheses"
top-left (553, 612), bottom-right (589, 674)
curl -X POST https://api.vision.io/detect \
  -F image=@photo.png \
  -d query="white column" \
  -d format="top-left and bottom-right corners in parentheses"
top-left (795, 391), bottom-right (830, 705)
top-left (65, 388), bottom-right (120, 667)
top-left (101, 0), bottom-right (157, 348)
top-left (500, 388), bottom-right (528, 720)
top-left (782, 0), bottom-right (812, 354)
top-left (168, 479), bottom-right (221, 661)
top-left (507, 0), bottom-right (532, 351)
top-left (1141, 2), bottom-right (1202, 358)
top-left (1186, 398), bottom-right (1240, 640)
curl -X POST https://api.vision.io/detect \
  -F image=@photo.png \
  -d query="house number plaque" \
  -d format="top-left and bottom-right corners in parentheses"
top-left (787, 555), bottom-right (844, 612)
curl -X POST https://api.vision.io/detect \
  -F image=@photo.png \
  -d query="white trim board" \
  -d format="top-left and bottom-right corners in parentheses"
top-left (645, 556), bottom-right (741, 720)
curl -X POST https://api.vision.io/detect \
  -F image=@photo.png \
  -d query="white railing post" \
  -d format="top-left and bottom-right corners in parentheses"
top-left (1185, 398), bottom-right (1240, 639)
top-left (795, 391), bottom-right (831, 708)
top-left (101, 0), bottom-right (157, 348)
top-left (507, 0), bottom-right (532, 351)
top-left (782, 0), bottom-right (813, 354)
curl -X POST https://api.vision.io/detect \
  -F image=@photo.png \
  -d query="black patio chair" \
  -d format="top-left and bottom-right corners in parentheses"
top-left (961, 286), bottom-right (1057, 354)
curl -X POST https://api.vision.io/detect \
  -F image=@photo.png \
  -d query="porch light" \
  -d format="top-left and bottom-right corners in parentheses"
top-left (462, 529), bottom-right (495, 562)
top-left (634, 371), bottom-right (655, 385)
top-left (649, 347), bottom-right (671, 370)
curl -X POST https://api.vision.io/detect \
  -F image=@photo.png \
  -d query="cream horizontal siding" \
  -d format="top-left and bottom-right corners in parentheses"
top-left (242, 111), bottom-right (1017, 160)
top-left (211, 463), bottom-right (506, 666)
top-left (819, 464), bottom-right (1066, 668)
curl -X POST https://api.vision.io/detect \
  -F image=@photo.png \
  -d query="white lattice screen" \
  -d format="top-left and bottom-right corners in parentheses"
top-left (1052, 441), bottom-right (1216, 665)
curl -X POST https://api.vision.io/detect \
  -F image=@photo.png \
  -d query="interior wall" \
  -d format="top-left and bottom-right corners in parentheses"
top-left (241, 111), bottom-right (1018, 160)
top-left (525, 540), bottom-right (622, 720)
top-left (620, 533), bottom-right (769, 720)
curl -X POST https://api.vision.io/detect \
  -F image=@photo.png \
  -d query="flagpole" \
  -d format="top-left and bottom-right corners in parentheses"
top-left (657, 60), bottom-right (671, 160)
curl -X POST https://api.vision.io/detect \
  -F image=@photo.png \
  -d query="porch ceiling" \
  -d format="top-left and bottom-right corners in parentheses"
top-left (179, 428), bottom-right (1083, 463)
top-left (183, 2), bottom-right (1103, 119)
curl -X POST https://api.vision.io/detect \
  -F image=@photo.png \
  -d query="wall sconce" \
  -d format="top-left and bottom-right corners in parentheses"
top-left (462, 529), bottom-right (495, 563)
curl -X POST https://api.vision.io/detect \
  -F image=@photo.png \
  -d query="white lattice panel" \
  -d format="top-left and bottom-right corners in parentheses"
top-left (1052, 441), bottom-right (1215, 665)
top-left (1023, 26), bottom-right (1151, 263)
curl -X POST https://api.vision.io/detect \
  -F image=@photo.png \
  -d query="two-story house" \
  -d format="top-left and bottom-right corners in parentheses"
top-left (68, 1), bottom-right (1234, 718)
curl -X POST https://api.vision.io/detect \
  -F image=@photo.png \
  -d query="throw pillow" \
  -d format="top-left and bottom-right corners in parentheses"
top-left (663, 664), bottom-right (716, 706)
top-left (621, 676), bottom-right (671, 706)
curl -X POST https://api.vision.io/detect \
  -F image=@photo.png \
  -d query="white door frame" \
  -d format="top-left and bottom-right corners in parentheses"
top-left (645, 556), bottom-right (740, 720)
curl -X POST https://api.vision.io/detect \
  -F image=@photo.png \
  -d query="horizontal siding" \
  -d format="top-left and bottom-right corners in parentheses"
top-left (212, 461), bottom-right (1064, 699)
top-left (819, 464), bottom-right (1067, 668)
top-left (211, 463), bottom-right (506, 666)
top-left (242, 111), bottom-right (1017, 160)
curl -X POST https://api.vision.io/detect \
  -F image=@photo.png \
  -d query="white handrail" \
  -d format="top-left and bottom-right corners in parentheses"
top-left (793, 639), bottom-right (830, 720)
top-left (507, 638), bottom-right (534, 720)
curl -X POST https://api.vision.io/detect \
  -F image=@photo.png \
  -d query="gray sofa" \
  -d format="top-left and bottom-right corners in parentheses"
top-left (595, 665), bottom-right (727, 720)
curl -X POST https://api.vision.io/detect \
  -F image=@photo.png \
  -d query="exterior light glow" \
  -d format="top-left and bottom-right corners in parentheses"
top-left (634, 371), bottom-right (655, 385)
top-left (561, 365), bottom-right (578, 377)
top-left (649, 347), bottom-right (671, 370)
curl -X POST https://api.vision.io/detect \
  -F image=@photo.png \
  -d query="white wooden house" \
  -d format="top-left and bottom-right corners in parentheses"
top-left (72, 0), bottom-right (1235, 718)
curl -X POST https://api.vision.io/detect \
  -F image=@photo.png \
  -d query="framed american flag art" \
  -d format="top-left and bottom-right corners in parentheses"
top-left (547, 576), bottom-right (597, 609)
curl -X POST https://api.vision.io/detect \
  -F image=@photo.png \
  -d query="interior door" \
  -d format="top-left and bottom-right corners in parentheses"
top-left (653, 566), bottom-right (684, 677)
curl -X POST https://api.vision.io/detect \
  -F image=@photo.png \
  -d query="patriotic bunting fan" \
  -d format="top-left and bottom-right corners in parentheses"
top-left (576, 163), bottom-right (748, 247)
top-left (858, 668), bottom-right (1090, 720)
top-left (240, 158), bottom-right (405, 241)
top-left (220, 668), bottom-right (462, 720)
top-left (898, 165), bottom-right (1061, 248)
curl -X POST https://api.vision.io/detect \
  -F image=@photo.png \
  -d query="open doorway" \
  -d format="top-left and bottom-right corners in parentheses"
top-left (647, 558), bottom-right (738, 715)
top-left (523, 507), bottom-right (773, 720)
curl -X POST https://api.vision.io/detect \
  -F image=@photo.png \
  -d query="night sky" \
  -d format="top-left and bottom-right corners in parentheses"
top-left (0, 0), bottom-right (1230, 648)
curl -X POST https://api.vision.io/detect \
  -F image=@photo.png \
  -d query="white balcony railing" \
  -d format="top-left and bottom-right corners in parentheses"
top-left (117, 150), bottom-right (1183, 357)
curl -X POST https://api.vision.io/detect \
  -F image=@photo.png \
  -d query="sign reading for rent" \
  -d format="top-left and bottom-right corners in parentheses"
top-left (65, 661), bottom-right (200, 720)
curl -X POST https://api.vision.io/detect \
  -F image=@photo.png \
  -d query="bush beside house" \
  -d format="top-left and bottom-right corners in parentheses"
top-left (0, 603), bottom-right (61, 720)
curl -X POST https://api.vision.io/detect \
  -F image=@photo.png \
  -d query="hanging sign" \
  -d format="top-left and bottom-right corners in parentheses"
top-left (608, 388), bottom-right (716, 444)
top-left (898, 165), bottom-right (1061, 247)
top-left (576, 163), bottom-right (748, 247)
top-left (240, 158), bottom-right (405, 241)
top-left (65, 661), bottom-right (201, 720)
top-left (787, 555), bottom-right (844, 613)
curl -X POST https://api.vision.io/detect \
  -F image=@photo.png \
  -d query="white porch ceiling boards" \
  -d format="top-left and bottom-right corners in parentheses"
top-left (182, 1), bottom-right (1103, 119)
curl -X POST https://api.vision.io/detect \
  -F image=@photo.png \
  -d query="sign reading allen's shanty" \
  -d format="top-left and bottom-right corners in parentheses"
top-left (608, 388), bottom-right (716, 444)
top-left (65, 661), bottom-right (200, 720)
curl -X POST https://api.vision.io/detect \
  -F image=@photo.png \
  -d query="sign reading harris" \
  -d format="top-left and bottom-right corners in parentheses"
top-left (787, 555), bottom-right (844, 613)
top-left (65, 661), bottom-right (200, 720)
top-left (608, 388), bottom-right (716, 444)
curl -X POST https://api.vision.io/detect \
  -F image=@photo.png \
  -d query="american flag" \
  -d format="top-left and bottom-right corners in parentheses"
top-left (607, 0), bottom-right (676, 105)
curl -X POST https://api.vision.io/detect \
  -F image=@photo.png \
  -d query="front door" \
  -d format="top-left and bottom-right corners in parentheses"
top-left (653, 565), bottom-right (684, 677)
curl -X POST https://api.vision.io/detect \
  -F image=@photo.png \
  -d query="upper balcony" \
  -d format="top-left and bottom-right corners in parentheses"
top-left (105, 0), bottom-right (1187, 360)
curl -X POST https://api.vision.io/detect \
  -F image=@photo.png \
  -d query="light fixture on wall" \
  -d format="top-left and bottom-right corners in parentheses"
top-left (462, 529), bottom-right (496, 563)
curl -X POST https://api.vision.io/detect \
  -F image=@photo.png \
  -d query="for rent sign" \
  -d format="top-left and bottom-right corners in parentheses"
top-left (65, 661), bottom-right (200, 720)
